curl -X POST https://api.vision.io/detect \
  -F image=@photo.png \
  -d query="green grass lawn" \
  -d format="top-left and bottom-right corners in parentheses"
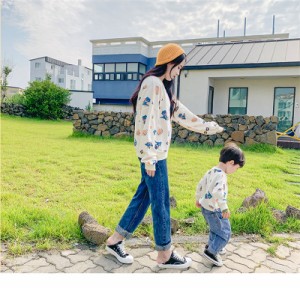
top-left (1, 114), bottom-right (300, 255)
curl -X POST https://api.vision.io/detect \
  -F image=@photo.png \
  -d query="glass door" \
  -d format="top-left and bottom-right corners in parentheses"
top-left (273, 87), bottom-right (295, 132)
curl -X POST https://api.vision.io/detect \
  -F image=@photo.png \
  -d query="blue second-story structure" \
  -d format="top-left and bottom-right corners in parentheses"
top-left (90, 37), bottom-right (197, 110)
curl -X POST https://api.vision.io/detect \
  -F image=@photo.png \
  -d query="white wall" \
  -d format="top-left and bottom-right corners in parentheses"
top-left (180, 66), bottom-right (300, 124)
top-left (30, 58), bottom-right (92, 91)
top-left (30, 59), bottom-right (46, 82)
top-left (180, 71), bottom-right (210, 115)
top-left (69, 91), bottom-right (93, 110)
top-left (93, 104), bottom-right (133, 113)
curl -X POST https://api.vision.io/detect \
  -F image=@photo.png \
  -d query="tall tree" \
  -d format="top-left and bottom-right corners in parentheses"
top-left (1, 66), bottom-right (13, 101)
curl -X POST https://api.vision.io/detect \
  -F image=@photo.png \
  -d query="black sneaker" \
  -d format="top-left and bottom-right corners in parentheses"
top-left (205, 244), bottom-right (226, 255)
top-left (105, 241), bottom-right (134, 264)
top-left (158, 251), bottom-right (192, 269)
top-left (203, 249), bottom-right (223, 266)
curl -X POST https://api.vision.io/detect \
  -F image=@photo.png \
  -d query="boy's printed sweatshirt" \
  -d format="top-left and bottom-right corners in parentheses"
top-left (195, 167), bottom-right (228, 212)
top-left (134, 76), bottom-right (223, 171)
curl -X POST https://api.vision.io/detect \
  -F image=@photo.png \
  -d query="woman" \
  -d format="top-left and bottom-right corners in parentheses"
top-left (106, 43), bottom-right (223, 269)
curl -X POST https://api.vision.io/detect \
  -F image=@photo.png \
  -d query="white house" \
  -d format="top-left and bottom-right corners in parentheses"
top-left (89, 34), bottom-right (300, 131)
top-left (30, 56), bottom-right (93, 109)
top-left (180, 37), bottom-right (300, 132)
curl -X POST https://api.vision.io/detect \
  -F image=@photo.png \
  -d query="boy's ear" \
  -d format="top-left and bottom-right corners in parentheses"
top-left (228, 160), bottom-right (235, 165)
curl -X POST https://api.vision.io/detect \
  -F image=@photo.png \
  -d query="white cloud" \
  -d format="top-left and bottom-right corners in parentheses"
top-left (2, 0), bottom-right (300, 88)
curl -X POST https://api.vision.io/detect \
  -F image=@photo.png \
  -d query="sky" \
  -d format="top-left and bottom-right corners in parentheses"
top-left (1, 0), bottom-right (300, 89)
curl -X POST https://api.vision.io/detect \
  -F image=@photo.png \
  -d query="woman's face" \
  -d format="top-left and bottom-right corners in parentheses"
top-left (165, 59), bottom-right (185, 81)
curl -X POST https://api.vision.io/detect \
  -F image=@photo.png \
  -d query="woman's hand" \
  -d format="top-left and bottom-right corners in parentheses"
top-left (146, 169), bottom-right (155, 177)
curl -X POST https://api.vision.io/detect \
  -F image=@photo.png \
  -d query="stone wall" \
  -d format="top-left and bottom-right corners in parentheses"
top-left (73, 111), bottom-right (278, 146)
top-left (0, 103), bottom-right (81, 120)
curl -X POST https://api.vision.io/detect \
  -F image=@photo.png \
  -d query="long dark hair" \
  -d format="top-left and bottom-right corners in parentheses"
top-left (130, 54), bottom-right (186, 116)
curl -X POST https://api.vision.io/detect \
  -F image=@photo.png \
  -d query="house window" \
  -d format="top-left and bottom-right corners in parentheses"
top-left (127, 63), bottom-right (138, 72)
top-left (93, 62), bottom-right (146, 81)
top-left (58, 78), bottom-right (64, 83)
top-left (35, 77), bottom-right (42, 81)
top-left (35, 62), bottom-right (40, 68)
top-left (228, 87), bottom-right (248, 115)
top-left (273, 87), bottom-right (295, 132)
top-left (139, 63), bottom-right (146, 74)
top-left (116, 63), bottom-right (126, 72)
top-left (94, 64), bottom-right (104, 73)
top-left (105, 63), bottom-right (115, 73)
top-left (70, 79), bottom-right (76, 90)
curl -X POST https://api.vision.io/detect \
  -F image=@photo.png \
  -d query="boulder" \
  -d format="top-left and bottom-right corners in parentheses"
top-left (78, 211), bottom-right (110, 245)
top-left (242, 188), bottom-right (268, 208)
top-left (286, 205), bottom-right (300, 220)
top-left (271, 208), bottom-right (287, 223)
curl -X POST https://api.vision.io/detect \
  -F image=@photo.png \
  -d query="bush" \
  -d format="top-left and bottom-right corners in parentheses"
top-left (3, 93), bottom-right (26, 105)
top-left (24, 80), bottom-right (71, 119)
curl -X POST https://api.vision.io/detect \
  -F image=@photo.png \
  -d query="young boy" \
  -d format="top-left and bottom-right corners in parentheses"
top-left (195, 143), bottom-right (245, 267)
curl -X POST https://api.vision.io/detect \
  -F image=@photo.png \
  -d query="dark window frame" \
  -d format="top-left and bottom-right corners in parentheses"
top-left (93, 62), bottom-right (146, 81)
top-left (273, 87), bottom-right (296, 131)
top-left (228, 87), bottom-right (248, 115)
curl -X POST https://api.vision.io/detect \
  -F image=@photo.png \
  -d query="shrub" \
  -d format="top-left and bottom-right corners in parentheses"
top-left (24, 79), bottom-right (71, 119)
top-left (3, 93), bottom-right (26, 105)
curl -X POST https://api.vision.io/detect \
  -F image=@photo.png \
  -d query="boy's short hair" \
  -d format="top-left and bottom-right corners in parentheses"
top-left (219, 142), bottom-right (245, 167)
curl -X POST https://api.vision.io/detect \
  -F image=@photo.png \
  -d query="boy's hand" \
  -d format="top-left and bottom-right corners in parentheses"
top-left (222, 209), bottom-right (230, 219)
top-left (195, 200), bottom-right (201, 208)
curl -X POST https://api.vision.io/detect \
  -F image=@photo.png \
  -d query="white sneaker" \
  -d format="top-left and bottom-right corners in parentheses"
top-left (205, 244), bottom-right (226, 255)
top-left (105, 241), bottom-right (134, 264)
top-left (203, 249), bottom-right (223, 267)
top-left (158, 251), bottom-right (192, 269)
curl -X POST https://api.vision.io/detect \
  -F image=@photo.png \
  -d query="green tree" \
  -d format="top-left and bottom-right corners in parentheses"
top-left (1, 66), bottom-right (13, 101)
top-left (24, 79), bottom-right (71, 119)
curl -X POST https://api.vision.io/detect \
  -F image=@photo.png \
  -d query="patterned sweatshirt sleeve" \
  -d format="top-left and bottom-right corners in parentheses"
top-left (137, 79), bottom-right (160, 171)
top-left (212, 173), bottom-right (228, 211)
top-left (172, 101), bottom-right (223, 135)
top-left (195, 177), bottom-right (205, 204)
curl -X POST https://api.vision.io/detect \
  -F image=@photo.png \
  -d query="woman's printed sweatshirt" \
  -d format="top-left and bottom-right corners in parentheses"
top-left (134, 76), bottom-right (223, 171)
top-left (195, 167), bottom-right (228, 212)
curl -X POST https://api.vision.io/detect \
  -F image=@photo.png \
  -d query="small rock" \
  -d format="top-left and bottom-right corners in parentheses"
top-left (271, 208), bottom-right (287, 223)
top-left (78, 211), bottom-right (111, 245)
top-left (171, 218), bottom-right (179, 234)
top-left (170, 196), bottom-right (177, 208)
top-left (242, 188), bottom-right (268, 208)
top-left (286, 205), bottom-right (300, 220)
top-left (81, 223), bottom-right (110, 245)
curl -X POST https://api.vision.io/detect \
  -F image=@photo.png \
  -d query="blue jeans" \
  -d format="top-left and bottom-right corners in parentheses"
top-left (201, 207), bottom-right (231, 255)
top-left (116, 159), bottom-right (171, 251)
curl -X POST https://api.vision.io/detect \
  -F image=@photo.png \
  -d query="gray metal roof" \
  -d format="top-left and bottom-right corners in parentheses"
top-left (185, 38), bottom-right (300, 69)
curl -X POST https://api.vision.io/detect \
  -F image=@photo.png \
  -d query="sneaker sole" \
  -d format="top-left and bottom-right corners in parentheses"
top-left (203, 252), bottom-right (223, 267)
top-left (158, 257), bottom-right (192, 269)
top-left (105, 246), bottom-right (134, 264)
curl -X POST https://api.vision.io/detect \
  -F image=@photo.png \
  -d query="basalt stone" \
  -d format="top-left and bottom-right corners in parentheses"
top-left (242, 189), bottom-right (268, 208)
top-left (286, 205), bottom-right (300, 220)
top-left (170, 196), bottom-right (177, 208)
top-left (78, 211), bottom-right (110, 245)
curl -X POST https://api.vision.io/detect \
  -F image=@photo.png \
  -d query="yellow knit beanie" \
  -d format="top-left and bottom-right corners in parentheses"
top-left (155, 43), bottom-right (185, 66)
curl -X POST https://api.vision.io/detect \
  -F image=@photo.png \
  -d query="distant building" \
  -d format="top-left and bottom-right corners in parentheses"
top-left (5, 86), bottom-right (24, 97)
top-left (29, 57), bottom-right (93, 109)
top-left (30, 57), bottom-right (92, 91)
